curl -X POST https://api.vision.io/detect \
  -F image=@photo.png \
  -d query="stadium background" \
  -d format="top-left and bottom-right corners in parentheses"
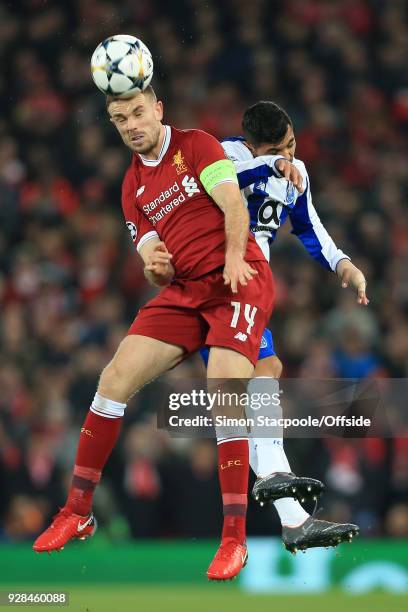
top-left (0, 0), bottom-right (407, 610)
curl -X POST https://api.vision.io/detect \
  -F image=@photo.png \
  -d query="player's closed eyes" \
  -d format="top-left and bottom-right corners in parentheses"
top-left (111, 112), bottom-right (143, 125)
top-left (269, 140), bottom-right (294, 154)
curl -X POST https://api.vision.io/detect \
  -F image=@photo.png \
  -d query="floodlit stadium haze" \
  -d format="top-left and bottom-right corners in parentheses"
top-left (0, 0), bottom-right (407, 610)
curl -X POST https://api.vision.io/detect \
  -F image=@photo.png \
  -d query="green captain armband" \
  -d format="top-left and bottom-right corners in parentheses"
top-left (199, 159), bottom-right (238, 194)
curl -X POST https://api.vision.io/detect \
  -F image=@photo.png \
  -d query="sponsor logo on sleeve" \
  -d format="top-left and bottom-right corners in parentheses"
top-left (126, 221), bottom-right (137, 242)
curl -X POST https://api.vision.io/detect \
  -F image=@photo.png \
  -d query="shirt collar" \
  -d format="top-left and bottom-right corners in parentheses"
top-left (138, 125), bottom-right (171, 167)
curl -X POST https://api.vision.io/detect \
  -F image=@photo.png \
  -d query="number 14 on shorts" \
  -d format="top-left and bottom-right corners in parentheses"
top-left (230, 301), bottom-right (257, 335)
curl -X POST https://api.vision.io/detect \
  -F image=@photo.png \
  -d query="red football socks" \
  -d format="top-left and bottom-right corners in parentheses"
top-left (217, 439), bottom-right (249, 545)
top-left (65, 410), bottom-right (123, 516)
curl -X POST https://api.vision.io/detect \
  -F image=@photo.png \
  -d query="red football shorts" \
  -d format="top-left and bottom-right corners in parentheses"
top-left (128, 259), bottom-right (274, 366)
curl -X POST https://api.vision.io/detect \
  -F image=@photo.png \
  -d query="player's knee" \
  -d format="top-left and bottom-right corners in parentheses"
top-left (98, 361), bottom-right (118, 391)
top-left (98, 359), bottom-right (132, 402)
top-left (272, 357), bottom-right (283, 378)
top-left (208, 347), bottom-right (254, 378)
top-left (254, 355), bottom-right (283, 379)
top-left (100, 360), bottom-right (119, 385)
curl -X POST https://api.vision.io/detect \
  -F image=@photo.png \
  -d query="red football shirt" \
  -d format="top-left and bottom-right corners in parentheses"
top-left (122, 125), bottom-right (264, 279)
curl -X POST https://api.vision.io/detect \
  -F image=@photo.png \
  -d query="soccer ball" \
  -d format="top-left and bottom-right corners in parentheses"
top-left (91, 34), bottom-right (153, 98)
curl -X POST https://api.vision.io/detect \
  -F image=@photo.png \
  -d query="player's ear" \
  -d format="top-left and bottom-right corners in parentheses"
top-left (154, 101), bottom-right (164, 121)
top-left (246, 142), bottom-right (257, 156)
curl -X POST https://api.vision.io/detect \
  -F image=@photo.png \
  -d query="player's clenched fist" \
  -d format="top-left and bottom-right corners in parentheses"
top-left (144, 241), bottom-right (175, 287)
top-left (223, 251), bottom-right (258, 294)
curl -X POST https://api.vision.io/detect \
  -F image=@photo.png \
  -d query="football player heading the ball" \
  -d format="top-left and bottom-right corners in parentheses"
top-left (34, 35), bottom-right (274, 582)
top-left (33, 35), bottom-right (363, 577)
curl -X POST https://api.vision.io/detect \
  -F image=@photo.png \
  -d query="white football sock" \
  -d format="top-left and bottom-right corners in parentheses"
top-left (247, 377), bottom-right (291, 476)
top-left (91, 392), bottom-right (126, 418)
top-left (254, 437), bottom-right (291, 476)
top-left (274, 497), bottom-right (309, 527)
top-left (247, 377), bottom-right (309, 527)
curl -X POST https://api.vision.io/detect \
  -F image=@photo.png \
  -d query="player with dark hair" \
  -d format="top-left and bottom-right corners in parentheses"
top-left (201, 100), bottom-right (366, 553)
top-left (242, 101), bottom-right (293, 150)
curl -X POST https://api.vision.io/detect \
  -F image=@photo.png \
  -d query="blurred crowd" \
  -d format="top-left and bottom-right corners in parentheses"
top-left (0, 0), bottom-right (407, 542)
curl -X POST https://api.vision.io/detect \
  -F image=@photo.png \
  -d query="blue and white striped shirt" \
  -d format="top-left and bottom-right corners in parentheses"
top-left (222, 137), bottom-right (349, 270)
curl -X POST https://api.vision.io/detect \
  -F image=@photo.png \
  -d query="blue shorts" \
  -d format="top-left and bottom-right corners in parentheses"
top-left (199, 328), bottom-right (276, 367)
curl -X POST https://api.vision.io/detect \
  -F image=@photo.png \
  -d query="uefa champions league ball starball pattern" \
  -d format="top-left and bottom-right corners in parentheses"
top-left (91, 34), bottom-right (153, 98)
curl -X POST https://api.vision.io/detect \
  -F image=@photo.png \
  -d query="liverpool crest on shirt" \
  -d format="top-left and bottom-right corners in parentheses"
top-left (172, 149), bottom-right (188, 174)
